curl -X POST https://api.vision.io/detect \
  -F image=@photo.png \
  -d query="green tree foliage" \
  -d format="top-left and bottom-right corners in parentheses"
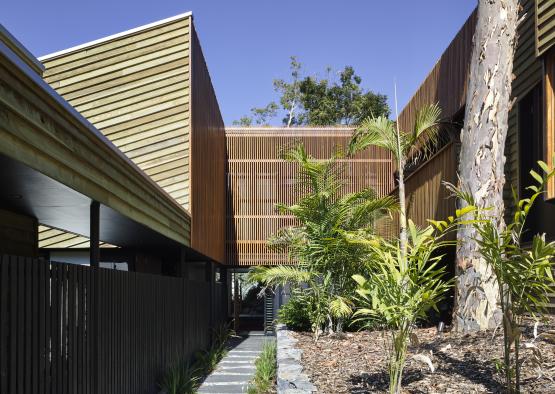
top-left (248, 142), bottom-right (397, 338)
top-left (274, 56), bottom-right (302, 127)
top-left (298, 66), bottom-right (389, 126)
top-left (233, 57), bottom-right (389, 126)
top-left (449, 162), bottom-right (555, 393)
top-left (232, 102), bottom-right (279, 127)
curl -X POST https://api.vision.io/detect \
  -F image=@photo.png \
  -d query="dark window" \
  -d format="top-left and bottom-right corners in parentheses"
top-left (519, 83), bottom-right (543, 239)
top-left (519, 83), bottom-right (543, 199)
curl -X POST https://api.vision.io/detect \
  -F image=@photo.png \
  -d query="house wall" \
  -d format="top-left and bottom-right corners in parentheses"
top-left (225, 127), bottom-right (394, 266)
top-left (536, 0), bottom-right (555, 56)
top-left (396, 0), bottom-right (542, 222)
top-left (40, 14), bottom-right (193, 210)
top-left (189, 25), bottom-right (226, 264)
top-left (0, 209), bottom-right (37, 257)
top-left (0, 41), bottom-right (190, 248)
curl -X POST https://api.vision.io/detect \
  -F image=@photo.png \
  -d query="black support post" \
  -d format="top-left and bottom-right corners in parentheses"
top-left (90, 201), bottom-right (100, 268)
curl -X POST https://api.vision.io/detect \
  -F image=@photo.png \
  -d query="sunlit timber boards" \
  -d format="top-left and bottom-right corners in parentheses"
top-left (38, 13), bottom-right (226, 263)
top-left (225, 127), bottom-right (394, 266)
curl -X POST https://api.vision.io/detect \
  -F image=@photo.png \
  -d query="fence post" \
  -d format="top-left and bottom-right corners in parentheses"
top-left (90, 201), bottom-right (100, 268)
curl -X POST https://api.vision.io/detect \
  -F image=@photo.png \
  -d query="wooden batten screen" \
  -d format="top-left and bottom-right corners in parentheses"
top-left (0, 255), bottom-right (222, 394)
top-left (545, 48), bottom-right (555, 199)
top-left (376, 142), bottom-right (458, 240)
top-left (225, 127), bottom-right (394, 266)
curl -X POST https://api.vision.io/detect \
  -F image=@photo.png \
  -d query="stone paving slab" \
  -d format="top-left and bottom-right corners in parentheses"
top-left (197, 332), bottom-right (275, 394)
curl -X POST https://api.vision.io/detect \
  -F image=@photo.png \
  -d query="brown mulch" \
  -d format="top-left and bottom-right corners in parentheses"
top-left (293, 317), bottom-right (555, 393)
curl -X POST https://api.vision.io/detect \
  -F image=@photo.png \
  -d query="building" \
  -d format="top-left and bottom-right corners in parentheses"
top-left (225, 126), bottom-right (394, 267)
top-left (390, 0), bottom-right (555, 311)
top-left (0, 13), bottom-right (226, 393)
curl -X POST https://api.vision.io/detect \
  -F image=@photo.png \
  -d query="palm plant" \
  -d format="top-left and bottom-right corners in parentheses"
top-left (449, 162), bottom-right (555, 393)
top-left (349, 102), bottom-right (442, 266)
top-left (249, 142), bottom-right (397, 337)
top-left (352, 210), bottom-right (472, 394)
top-left (348, 103), bottom-right (457, 394)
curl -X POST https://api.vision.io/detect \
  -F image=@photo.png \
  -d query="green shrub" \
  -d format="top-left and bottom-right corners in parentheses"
top-left (194, 323), bottom-right (231, 375)
top-left (277, 293), bottom-right (312, 331)
top-left (449, 162), bottom-right (555, 393)
top-left (247, 341), bottom-right (277, 394)
top-left (159, 323), bottom-right (231, 393)
top-left (159, 359), bottom-right (198, 394)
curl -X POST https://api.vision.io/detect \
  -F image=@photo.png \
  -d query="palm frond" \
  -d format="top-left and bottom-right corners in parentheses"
top-left (349, 116), bottom-right (398, 158)
top-left (329, 296), bottom-right (353, 319)
top-left (247, 265), bottom-right (313, 287)
top-left (405, 103), bottom-right (442, 159)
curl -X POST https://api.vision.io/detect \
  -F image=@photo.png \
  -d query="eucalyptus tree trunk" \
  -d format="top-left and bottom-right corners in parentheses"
top-left (454, 0), bottom-right (519, 331)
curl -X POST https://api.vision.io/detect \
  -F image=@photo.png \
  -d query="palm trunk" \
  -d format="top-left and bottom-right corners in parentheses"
top-left (454, 0), bottom-right (518, 332)
top-left (397, 161), bottom-right (408, 269)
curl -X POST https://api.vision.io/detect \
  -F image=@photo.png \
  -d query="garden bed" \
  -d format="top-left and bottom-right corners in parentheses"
top-left (293, 317), bottom-right (555, 393)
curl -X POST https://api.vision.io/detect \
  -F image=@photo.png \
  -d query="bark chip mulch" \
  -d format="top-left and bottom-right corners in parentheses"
top-left (293, 318), bottom-right (555, 393)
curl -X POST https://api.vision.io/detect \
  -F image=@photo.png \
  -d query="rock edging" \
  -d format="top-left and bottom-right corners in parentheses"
top-left (276, 324), bottom-right (316, 393)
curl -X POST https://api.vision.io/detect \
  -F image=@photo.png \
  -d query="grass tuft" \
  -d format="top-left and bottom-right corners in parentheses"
top-left (160, 323), bottom-right (231, 394)
top-left (247, 340), bottom-right (277, 394)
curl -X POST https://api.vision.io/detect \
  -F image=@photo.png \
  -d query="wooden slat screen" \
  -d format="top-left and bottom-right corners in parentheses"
top-left (225, 127), bottom-right (394, 266)
top-left (376, 142), bottom-right (458, 240)
top-left (189, 26), bottom-right (227, 263)
top-left (0, 255), bottom-right (222, 394)
top-left (397, 9), bottom-right (477, 132)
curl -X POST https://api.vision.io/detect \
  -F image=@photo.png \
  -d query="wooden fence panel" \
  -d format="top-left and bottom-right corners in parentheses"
top-left (0, 256), bottom-right (223, 394)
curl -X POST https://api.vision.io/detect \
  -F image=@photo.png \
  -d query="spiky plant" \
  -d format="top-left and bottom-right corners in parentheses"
top-left (352, 209), bottom-right (472, 394)
top-left (249, 142), bottom-right (397, 337)
top-left (449, 162), bottom-right (555, 393)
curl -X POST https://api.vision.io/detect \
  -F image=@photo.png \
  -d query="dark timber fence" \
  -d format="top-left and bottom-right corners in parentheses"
top-left (0, 255), bottom-right (226, 394)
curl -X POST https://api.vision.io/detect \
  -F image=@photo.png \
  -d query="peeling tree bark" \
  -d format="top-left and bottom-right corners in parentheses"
top-left (455, 0), bottom-right (519, 331)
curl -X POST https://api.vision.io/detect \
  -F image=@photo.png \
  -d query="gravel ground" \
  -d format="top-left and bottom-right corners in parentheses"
top-left (293, 317), bottom-right (555, 393)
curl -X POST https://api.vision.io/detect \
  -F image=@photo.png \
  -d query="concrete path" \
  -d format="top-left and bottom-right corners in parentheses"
top-left (197, 332), bottom-right (274, 394)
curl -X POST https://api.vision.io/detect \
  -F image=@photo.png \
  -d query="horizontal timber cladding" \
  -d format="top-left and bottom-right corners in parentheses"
top-left (40, 15), bottom-right (192, 210)
top-left (225, 127), bottom-right (394, 266)
top-left (0, 255), bottom-right (221, 394)
top-left (507, 0), bottom-right (543, 215)
top-left (0, 43), bottom-right (190, 247)
top-left (38, 225), bottom-right (117, 249)
top-left (376, 142), bottom-right (458, 240)
top-left (536, 0), bottom-right (555, 56)
top-left (189, 25), bottom-right (227, 264)
top-left (0, 209), bottom-right (37, 257)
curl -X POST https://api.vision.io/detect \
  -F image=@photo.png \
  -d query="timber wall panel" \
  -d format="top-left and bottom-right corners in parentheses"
top-left (189, 26), bottom-right (226, 263)
top-left (0, 51), bottom-right (190, 247)
top-left (0, 256), bottom-right (220, 394)
top-left (225, 127), bottom-right (394, 266)
top-left (0, 209), bottom-right (37, 257)
top-left (376, 143), bottom-right (458, 240)
top-left (397, 0), bottom-right (541, 220)
top-left (40, 16), bottom-right (192, 210)
top-left (508, 0), bottom-right (543, 211)
top-left (536, 0), bottom-right (555, 56)
top-left (397, 10), bottom-right (477, 132)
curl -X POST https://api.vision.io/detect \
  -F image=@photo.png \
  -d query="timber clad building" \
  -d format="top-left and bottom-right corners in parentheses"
top-left (1, 0), bottom-right (555, 392)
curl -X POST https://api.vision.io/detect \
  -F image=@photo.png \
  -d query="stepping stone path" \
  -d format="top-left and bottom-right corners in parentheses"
top-left (197, 332), bottom-right (274, 394)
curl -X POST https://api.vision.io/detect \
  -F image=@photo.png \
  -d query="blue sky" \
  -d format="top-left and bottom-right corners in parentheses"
top-left (3, 0), bottom-right (476, 125)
